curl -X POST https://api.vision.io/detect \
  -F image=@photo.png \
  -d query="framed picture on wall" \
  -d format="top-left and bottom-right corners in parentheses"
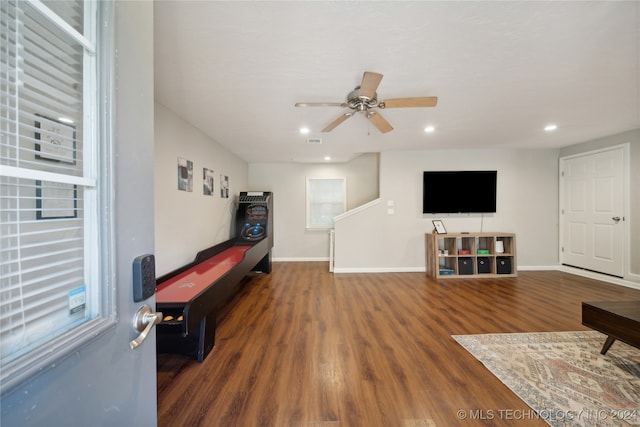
top-left (203, 168), bottom-right (214, 196)
top-left (35, 115), bottom-right (77, 164)
top-left (432, 219), bottom-right (447, 234)
top-left (36, 180), bottom-right (78, 219)
top-left (178, 157), bottom-right (193, 192)
top-left (220, 174), bottom-right (229, 198)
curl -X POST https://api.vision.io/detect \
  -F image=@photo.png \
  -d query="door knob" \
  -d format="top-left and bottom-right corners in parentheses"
top-left (129, 305), bottom-right (163, 350)
top-left (612, 216), bottom-right (621, 223)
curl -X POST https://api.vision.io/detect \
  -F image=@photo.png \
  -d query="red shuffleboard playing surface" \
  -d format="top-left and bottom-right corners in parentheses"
top-left (156, 246), bottom-right (251, 303)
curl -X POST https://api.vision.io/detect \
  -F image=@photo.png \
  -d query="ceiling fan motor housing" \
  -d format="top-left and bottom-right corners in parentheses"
top-left (347, 86), bottom-right (378, 111)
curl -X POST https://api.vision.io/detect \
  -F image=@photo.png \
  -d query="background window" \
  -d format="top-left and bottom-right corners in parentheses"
top-left (306, 178), bottom-right (346, 229)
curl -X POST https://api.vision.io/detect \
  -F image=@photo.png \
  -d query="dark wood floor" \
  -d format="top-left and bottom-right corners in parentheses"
top-left (157, 263), bottom-right (640, 427)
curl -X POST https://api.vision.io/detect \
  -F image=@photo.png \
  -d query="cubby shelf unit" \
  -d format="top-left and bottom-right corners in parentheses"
top-left (425, 232), bottom-right (517, 279)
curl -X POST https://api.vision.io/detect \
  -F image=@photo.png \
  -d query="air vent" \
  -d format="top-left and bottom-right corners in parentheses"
top-left (307, 137), bottom-right (323, 144)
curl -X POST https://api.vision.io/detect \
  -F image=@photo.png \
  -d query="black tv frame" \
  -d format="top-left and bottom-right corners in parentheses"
top-left (422, 170), bottom-right (497, 214)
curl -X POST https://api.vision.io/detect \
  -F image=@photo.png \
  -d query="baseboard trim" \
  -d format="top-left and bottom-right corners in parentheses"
top-left (518, 265), bottom-right (559, 271)
top-left (557, 265), bottom-right (640, 290)
top-left (332, 267), bottom-right (425, 274)
top-left (273, 257), bottom-right (329, 262)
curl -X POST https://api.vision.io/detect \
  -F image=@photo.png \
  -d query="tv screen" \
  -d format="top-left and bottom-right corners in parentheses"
top-left (422, 170), bottom-right (497, 214)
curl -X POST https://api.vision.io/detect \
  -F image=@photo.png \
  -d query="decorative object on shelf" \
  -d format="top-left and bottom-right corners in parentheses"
top-left (495, 240), bottom-right (505, 253)
top-left (432, 219), bottom-right (447, 234)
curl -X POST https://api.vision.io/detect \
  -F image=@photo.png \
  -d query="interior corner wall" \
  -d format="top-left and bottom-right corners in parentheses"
top-left (154, 102), bottom-right (248, 276)
top-left (247, 153), bottom-right (379, 260)
top-left (559, 128), bottom-right (640, 279)
top-left (334, 148), bottom-right (560, 271)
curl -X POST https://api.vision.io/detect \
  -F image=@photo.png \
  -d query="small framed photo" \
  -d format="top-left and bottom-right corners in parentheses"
top-left (35, 115), bottom-right (77, 164)
top-left (36, 181), bottom-right (78, 220)
top-left (177, 157), bottom-right (193, 192)
top-left (220, 174), bottom-right (229, 198)
top-left (432, 219), bottom-right (447, 234)
top-left (203, 168), bottom-right (214, 196)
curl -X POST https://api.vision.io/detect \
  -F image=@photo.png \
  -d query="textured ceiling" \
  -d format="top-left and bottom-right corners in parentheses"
top-left (154, 1), bottom-right (640, 163)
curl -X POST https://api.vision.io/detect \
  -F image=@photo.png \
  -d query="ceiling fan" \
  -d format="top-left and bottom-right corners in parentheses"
top-left (295, 71), bottom-right (438, 134)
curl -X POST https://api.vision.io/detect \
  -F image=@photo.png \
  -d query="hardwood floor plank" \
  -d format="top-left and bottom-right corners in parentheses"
top-left (157, 263), bottom-right (640, 426)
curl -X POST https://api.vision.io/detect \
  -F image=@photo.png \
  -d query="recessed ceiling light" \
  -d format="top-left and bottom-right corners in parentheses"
top-left (300, 127), bottom-right (310, 134)
top-left (544, 124), bottom-right (557, 132)
top-left (324, 156), bottom-right (331, 161)
top-left (424, 125), bottom-right (435, 133)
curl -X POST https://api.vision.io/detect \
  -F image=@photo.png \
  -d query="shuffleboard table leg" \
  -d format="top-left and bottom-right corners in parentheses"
top-left (196, 312), bottom-right (217, 362)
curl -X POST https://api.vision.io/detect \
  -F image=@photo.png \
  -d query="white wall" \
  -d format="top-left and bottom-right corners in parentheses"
top-left (154, 103), bottom-right (248, 275)
top-left (334, 148), bottom-right (560, 271)
top-left (248, 153), bottom-right (379, 260)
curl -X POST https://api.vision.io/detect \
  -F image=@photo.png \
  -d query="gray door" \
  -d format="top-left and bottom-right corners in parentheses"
top-left (1, 2), bottom-right (158, 426)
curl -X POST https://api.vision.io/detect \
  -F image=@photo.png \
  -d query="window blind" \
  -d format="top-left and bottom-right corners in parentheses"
top-left (0, 0), bottom-right (98, 370)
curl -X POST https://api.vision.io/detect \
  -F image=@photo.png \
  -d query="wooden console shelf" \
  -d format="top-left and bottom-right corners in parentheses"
top-left (425, 232), bottom-right (517, 279)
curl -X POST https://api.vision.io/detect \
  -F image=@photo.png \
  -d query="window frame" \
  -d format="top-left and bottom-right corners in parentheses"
top-left (0, 0), bottom-right (116, 394)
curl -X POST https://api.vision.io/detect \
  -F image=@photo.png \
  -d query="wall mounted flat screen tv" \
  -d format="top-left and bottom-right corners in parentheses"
top-left (423, 170), bottom-right (497, 214)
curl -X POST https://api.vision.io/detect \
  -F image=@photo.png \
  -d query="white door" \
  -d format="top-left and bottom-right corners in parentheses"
top-left (1, 2), bottom-right (158, 426)
top-left (561, 146), bottom-right (626, 277)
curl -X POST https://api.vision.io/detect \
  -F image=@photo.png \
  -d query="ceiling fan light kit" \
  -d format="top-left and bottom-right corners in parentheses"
top-left (296, 71), bottom-right (438, 134)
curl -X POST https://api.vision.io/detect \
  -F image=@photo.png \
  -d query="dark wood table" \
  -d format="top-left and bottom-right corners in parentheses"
top-left (582, 301), bottom-right (640, 354)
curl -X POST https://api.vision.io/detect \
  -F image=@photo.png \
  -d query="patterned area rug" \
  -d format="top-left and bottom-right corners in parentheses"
top-left (453, 331), bottom-right (640, 427)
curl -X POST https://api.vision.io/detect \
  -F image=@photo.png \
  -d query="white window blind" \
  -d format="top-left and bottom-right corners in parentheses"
top-left (1, 0), bottom-right (104, 387)
top-left (306, 178), bottom-right (346, 229)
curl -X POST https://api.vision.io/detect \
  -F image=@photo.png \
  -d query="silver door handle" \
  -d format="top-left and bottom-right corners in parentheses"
top-left (129, 305), bottom-right (163, 350)
top-left (612, 216), bottom-right (621, 222)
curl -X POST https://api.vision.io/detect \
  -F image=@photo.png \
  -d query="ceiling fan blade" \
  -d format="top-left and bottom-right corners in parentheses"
top-left (366, 111), bottom-right (393, 133)
top-left (359, 71), bottom-right (383, 100)
top-left (295, 102), bottom-right (345, 108)
top-left (381, 97), bottom-right (438, 108)
top-left (322, 112), bottom-right (353, 132)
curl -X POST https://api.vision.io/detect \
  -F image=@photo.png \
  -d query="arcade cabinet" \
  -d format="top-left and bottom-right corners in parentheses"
top-left (236, 191), bottom-right (273, 273)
